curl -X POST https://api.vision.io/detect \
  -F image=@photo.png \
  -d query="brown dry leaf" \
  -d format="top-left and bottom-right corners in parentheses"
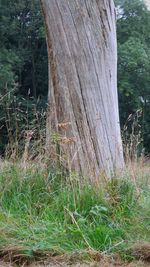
top-left (130, 242), bottom-right (150, 261)
top-left (58, 122), bottom-right (71, 130)
top-left (60, 137), bottom-right (76, 145)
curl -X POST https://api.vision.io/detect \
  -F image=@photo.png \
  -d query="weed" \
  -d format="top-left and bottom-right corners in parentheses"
top-left (0, 162), bottom-right (150, 262)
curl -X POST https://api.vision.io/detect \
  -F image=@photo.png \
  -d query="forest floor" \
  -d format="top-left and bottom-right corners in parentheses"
top-left (1, 249), bottom-right (150, 266)
top-left (0, 259), bottom-right (150, 267)
top-left (29, 261), bottom-right (150, 266)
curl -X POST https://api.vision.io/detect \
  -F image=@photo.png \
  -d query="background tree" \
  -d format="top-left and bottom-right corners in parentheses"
top-left (41, 0), bottom-right (124, 181)
top-left (0, 0), bottom-right (48, 97)
top-left (116, 0), bottom-right (150, 153)
top-left (0, 0), bottom-right (47, 153)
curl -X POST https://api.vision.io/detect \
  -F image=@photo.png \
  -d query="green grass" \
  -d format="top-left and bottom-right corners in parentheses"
top-left (0, 162), bottom-right (150, 261)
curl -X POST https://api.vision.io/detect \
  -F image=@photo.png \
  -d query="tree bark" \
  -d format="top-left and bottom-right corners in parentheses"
top-left (41, 0), bottom-right (124, 182)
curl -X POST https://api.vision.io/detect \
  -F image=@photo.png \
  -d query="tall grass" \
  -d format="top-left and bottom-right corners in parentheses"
top-left (0, 161), bottom-right (150, 262)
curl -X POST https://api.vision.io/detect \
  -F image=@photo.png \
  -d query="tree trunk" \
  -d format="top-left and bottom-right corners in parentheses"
top-left (41, 0), bottom-right (124, 182)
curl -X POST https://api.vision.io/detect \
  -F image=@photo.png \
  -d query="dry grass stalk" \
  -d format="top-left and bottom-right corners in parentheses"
top-left (22, 130), bottom-right (34, 164)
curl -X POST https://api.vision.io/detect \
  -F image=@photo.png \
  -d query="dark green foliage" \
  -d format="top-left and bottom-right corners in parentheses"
top-left (0, 0), bottom-right (48, 154)
top-left (116, 0), bottom-right (150, 152)
top-left (1, 95), bottom-right (47, 157)
top-left (0, 0), bottom-right (48, 97)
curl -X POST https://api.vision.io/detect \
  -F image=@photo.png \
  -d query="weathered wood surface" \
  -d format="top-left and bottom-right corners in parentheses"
top-left (41, 0), bottom-right (124, 182)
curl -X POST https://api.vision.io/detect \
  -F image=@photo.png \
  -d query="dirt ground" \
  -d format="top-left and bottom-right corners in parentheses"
top-left (0, 260), bottom-right (150, 267)
top-left (30, 261), bottom-right (150, 267)
top-left (1, 248), bottom-right (150, 267)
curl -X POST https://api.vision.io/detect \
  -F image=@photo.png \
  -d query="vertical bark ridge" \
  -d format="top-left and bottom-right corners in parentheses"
top-left (70, 0), bottom-right (116, 171)
top-left (64, 1), bottom-right (105, 171)
top-left (67, 1), bottom-right (111, 171)
top-left (55, 1), bottom-right (99, 180)
top-left (41, 0), bottom-right (124, 181)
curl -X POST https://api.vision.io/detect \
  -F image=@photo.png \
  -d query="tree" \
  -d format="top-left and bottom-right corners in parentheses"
top-left (116, 0), bottom-right (150, 152)
top-left (0, 0), bottom-right (48, 154)
top-left (0, 0), bottom-right (48, 98)
top-left (41, 0), bottom-right (124, 181)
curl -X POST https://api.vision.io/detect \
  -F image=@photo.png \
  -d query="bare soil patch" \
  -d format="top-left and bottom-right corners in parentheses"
top-left (0, 258), bottom-right (150, 267)
top-left (1, 242), bottom-right (150, 267)
top-left (0, 261), bottom-right (149, 267)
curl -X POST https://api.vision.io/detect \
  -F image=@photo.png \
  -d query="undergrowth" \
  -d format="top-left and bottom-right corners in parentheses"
top-left (0, 162), bottom-right (150, 262)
